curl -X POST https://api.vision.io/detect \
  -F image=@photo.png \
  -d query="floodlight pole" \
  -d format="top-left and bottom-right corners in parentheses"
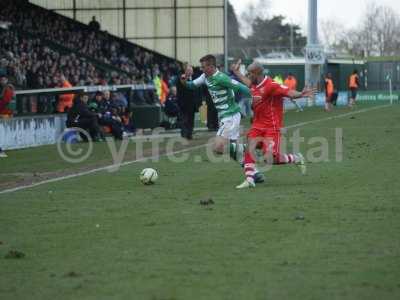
top-left (305, 0), bottom-right (321, 91)
top-left (224, 0), bottom-right (228, 73)
top-left (290, 23), bottom-right (294, 54)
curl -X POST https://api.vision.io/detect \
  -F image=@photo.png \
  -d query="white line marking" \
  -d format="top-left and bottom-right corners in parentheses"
top-left (0, 104), bottom-right (392, 195)
top-left (0, 144), bottom-right (209, 195)
top-left (285, 104), bottom-right (392, 129)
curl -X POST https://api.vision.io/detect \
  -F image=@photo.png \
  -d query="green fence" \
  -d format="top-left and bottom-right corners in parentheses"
top-left (367, 60), bottom-right (400, 91)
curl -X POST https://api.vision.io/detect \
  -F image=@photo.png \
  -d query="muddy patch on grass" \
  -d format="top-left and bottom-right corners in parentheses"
top-left (64, 271), bottom-right (80, 278)
top-left (4, 250), bottom-right (25, 259)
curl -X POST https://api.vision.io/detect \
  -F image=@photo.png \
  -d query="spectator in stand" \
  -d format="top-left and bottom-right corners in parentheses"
top-left (149, 90), bottom-right (159, 105)
top-left (1, 0), bottom-right (181, 83)
top-left (0, 74), bottom-right (15, 116)
top-left (66, 93), bottom-right (104, 141)
top-left (88, 91), bottom-right (103, 112)
top-left (0, 59), bottom-right (7, 76)
top-left (121, 108), bottom-right (135, 135)
top-left (57, 74), bottom-right (74, 113)
top-left (111, 91), bottom-right (128, 112)
top-left (132, 77), bottom-right (147, 105)
top-left (0, 29), bottom-right (107, 90)
top-left (88, 16), bottom-right (100, 31)
top-left (102, 90), bottom-right (112, 105)
top-left (143, 79), bottom-right (158, 105)
top-left (110, 75), bottom-right (129, 109)
top-left (159, 74), bottom-right (169, 106)
top-left (90, 91), bottom-right (123, 140)
top-left (163, 85), bottom-right (180, 128)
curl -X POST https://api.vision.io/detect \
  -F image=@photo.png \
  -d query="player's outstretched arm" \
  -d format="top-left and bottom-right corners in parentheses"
top-left (288, 86), bottom-right (317, 100)
top-left (181, 72), bottom-right (206, 90)
top-left (220, 74), bottom-right (252, 98)
top-left (237, 82), bottom-right (252, 97)
top-left (230, 59), bottom-right (252, 88)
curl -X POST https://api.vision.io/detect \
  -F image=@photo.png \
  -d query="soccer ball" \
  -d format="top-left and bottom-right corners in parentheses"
top-left (140, 168), bottom-right (158, 185)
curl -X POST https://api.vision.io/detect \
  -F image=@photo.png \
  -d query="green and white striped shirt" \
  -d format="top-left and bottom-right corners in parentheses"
top-left (187, 70), bottom-right (251, 119)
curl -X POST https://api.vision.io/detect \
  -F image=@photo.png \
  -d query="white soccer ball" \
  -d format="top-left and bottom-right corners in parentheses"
top-left (140, 168), bottom-right (158, 185)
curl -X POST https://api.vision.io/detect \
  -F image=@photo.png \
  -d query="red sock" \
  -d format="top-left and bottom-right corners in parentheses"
top-left (276, 153), bottom-right (296, 164)
top-left (243, 151), bottom-right (256, 181)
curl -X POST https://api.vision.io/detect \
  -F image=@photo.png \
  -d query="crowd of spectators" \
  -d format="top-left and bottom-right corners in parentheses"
top-left (0, 27), bottom-right (163, 113)
top-left (0, 29), bottom-right (106, 89)
top-left (0, 1), bottom-right (215, 156)
top-left (0, 0), bottom-right (181, 88)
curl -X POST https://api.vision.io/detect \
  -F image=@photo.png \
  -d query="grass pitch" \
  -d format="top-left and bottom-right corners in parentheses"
top-left (0, 103), bottom-right (399, 300)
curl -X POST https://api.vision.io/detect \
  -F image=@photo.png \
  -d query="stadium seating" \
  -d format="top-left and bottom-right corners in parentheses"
top-left (0, 0), bottom-right (181, 89)
top-left (0, 28), bottom-right (107, 89)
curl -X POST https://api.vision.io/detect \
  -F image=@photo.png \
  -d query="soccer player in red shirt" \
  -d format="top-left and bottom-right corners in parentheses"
top-left (231, 62), bottom-right (315, 189)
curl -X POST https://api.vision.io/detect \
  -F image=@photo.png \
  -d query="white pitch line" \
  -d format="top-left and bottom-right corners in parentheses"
top-left (0, 104), bottom-right (392, 195)
top-left (285, 104), bottom-right (392, 129)
top-left (0, 144), bottom-right (209, 195)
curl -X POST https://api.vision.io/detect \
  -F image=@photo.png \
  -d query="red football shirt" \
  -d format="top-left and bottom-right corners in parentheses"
top-left (250, 76), bottom-right (290, 131)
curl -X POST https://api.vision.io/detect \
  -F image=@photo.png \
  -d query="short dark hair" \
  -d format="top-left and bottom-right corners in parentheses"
top-left (199, 54), bottom-right (217, 67)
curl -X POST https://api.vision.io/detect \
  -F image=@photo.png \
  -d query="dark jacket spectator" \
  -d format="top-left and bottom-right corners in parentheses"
top-left (88, 16), bottom-right (100, 31)
top-left (164, 86), bottom-right (180, 117)
top-left (66, 93), bottom-right (103, 141)
top-left (88, 91), bottom-right (123, 140)
top-left (176, 65), bottom-right (201, 139)
top-left (111, 92), bottom-right (128, 112)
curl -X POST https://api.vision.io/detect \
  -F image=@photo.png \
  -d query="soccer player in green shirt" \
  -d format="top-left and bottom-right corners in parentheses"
top-left (181, 54), bottom-right (264, 183)
top-left (181, 54), bottom-right (251, 155)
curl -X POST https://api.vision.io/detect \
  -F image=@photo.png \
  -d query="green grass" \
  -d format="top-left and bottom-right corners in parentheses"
top-left (0, 132), bottom-right (211, 189)
top-left (0, 103), bottom-right (400, 300)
